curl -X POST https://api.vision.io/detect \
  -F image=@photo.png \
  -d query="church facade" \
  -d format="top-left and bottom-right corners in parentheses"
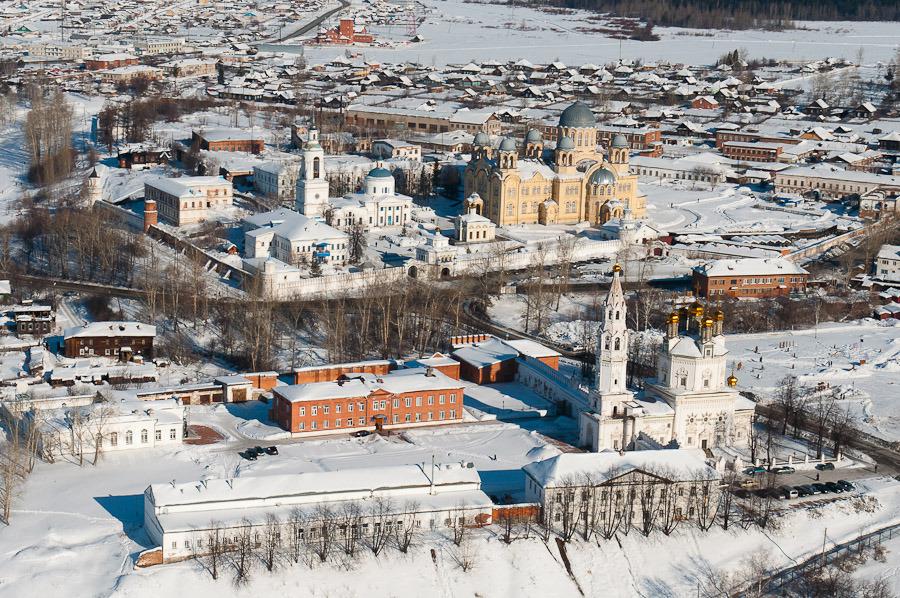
top-left (463, 101), bottom-right (646, 227)
top-left (579, 266), bottom-right (755, 452)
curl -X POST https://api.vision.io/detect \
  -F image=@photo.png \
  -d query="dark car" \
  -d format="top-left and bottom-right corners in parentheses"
top-left (812, 483), bottom-right (829, 494)
top-left (240, 450), bottom-right (257, 461)
top-left (743, 465), bottom-right (767, 476)
top-left (794, 485), bottom-right (810, 497)
top-left (265, 446), bottom-right (279, 455)
top-left (837, 480), bottom-right (855, 491)
top-left (805, 484), bottom-right (821, 495)
top-left (815, 462), bottom-right (835, 471)
top-left (824, 482), bottom-right (842, 493)
top-left (353, 430), bottom-right (371, 438)
top-left (253, 446), bottom-right (266, 456)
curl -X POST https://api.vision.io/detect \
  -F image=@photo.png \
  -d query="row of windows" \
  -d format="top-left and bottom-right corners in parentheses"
top-left (108, 427), bottom-right (177, 446)
top-left (298, 410), bottom-right (457, 431)
top-left (299, 394), bottom-right (457, 417)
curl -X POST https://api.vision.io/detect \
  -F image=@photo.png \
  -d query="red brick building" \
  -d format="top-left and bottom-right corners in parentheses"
top-left (692, 257), bottom-right (809, 298)
top-left (691, 96), bottom-right (719, 110)
top-left (272, 368), bottom-right (465, 435)
top-left (293, 360), bottom-right (394, 385)
top-left (85, 53), bottom-right (138, 70)
top-left (450, 335), bottom-right (560, 384)
top-left (63, 321), bottom-right (156, 359)
top-left (721, 141), bottom-right (783, 162)
top-left (315, 18), bottom-right (374, 45)
top-left (596, 126), bottom-right (662, 155)
top-left (192, 129), bottom-right (264, 154)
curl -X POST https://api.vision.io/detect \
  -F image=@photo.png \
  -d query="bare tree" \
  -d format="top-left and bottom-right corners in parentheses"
top-left (261, 513), bottom-right (281, 572)
top-left (199, 521), bottom-right (225, 580)
top-left (338, 501), bottom-right (363, 557)
top-left (448, 501), bottom-right (469, 546)
top-left (231, 519), bottom-right (254, 584)
top-left (309, 503), bottom-right (335, 563)
top-left (395, 500), bottom-right (420, 553)
top-left (286, 507), bottom-right (308, 565)
top-left (718, 470), bottom-right (739, 531)
top-left (367, 496), bottom-right (394, 556)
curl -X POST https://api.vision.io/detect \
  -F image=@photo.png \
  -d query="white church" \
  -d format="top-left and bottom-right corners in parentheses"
top-left (295, 128), bottom-right (414, 230)
top-left (579, 265), bottom-right (755, 452)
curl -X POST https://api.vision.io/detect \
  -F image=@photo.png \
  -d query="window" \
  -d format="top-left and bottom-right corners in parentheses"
top-left (392, 415), bottom-right (399, 424)
top-left (109, 432), bottom-right (118, 447)
top-left (428, 396), bottom-right (434, 405)
top-left (335, 419), bottom-right (341, 428)
top-left (323, 405), bottom-right (329, 415)
top-left (311, 406), bottom-right (318, 416)
top-left (126, 430), bottom-right (133, 445)
top-left (439, 411), bottom-right (445, 420)
top-left (348, 403), bottom-right (354, 413)
top-left (347, 418), bottom-right (353, 427)
top-left (415, 397), bottom-right (422, 407)
top-left (439, 395), bottom-right (445, 405)
top-left (155, 429), bottom-right (162, 441)
top-left (393, 399), bottom-right (400, 409)
top-left (358, 417), bottom-right (365, 426)
top-left (405, 397), bottom-right (412, 408)
top-left (335, 404), bottom-right (341, 414)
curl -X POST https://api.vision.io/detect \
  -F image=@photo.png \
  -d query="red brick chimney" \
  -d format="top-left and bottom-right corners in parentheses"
top-left (143, 199), bottom-right (158, 232)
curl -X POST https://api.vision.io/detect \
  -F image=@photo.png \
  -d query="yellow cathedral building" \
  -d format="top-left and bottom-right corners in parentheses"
top-left (463, 101), bottom-right (646, 227)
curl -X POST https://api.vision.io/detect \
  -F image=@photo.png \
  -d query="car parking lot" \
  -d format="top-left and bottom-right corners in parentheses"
top-left (734, 463), bottom-right (876, 504)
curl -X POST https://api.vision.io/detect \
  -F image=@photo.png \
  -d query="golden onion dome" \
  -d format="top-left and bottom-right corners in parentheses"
top-left (612, 263), bottom-right (622, 274)
top-left (668, 311), bottom-right (679, 324)
top-left (703, 317), bottom-right (714, 327)
top-left (727, 374), bottom-right (738, 387)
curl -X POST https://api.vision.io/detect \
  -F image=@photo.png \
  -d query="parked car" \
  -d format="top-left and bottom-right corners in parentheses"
top-left (265, 446), bottom-right (279, 455)
top-left (774, 466), bottom-right (796, 475)
top-left (816, 462), bottom-right (835, 471)
top-left (743, 466), bottom-right (766, 476)
top-left (253, 446), bottom-right (266, 456)
top-left (353, 430), bottom-right (371, 438)
top-left (812, 483), bottom-right (829, 494)
top-left (776, 486), bottom-right (796, 499)
top-left (740, 479), bottom-right (758, 489)
top-left (824, 482), bottom-right (842, 493)
top-left (805, 484), bottom-right (821, 495)
top-left (837, 480), bottom-right (855, 491)
top-left (240, 450), bottom-right (257, 461)
top-left (794, 486), bottom-right (810, 497)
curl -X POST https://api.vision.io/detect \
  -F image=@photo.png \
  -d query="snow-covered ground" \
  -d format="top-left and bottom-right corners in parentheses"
top-left (295, 0), bottom-right (900, 66)
top-left (641, 181), bottom-right (840, 235)
top-left (728, 319), bottom-right (900, 442)
top-left (4, 419), bottom-right (900, 597)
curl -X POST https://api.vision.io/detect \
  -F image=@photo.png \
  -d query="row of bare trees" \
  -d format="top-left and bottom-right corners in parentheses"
top-left (24, 86), bottom-right (74, 186)
top-left (0, 403), bottom-right (43, 525)
top-left (538, 468), bottom-right (723, 545)
top-left (194, 498), bottom-right (476, 584)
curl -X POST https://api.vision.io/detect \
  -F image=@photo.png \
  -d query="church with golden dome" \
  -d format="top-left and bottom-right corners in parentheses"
top-left (463, 101), bottom-right (646, 227)
top-left (579, 265), bottom-right (756, 453)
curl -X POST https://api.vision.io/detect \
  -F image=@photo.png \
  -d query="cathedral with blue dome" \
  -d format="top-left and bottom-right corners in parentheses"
top-left (463, 101), bottom-right (646, 226)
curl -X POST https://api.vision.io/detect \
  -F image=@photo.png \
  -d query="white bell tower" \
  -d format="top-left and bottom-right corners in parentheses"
top-left (594, 264), bottom-right (631, 415)
top-left (295, 128), bottom-right (329, 217)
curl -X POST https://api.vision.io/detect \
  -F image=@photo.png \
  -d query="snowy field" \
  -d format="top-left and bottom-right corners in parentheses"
top-left (296, 0), bottom-right (900, 66)
top-left (3, 423), bottom-right (900, 597)
top-left (641, 181), bottom-right (841, 235)
top-left (728, 319), bottom-right (900, 442)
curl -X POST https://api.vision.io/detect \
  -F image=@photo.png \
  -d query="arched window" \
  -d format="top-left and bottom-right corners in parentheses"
top-left (313, 157), bottom-right (321, 178)
top-left (125, 430), bottom-right (133, 445)
top-left (615, 310), bottom-right (620, 320)
top-left (109, 432), bottom-right (118, 447)
top-left (141, 429), bottom-right (148, 443)
top-left (614, 337), bottom-right (621, 351)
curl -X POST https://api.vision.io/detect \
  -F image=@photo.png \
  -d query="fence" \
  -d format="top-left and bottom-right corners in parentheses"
top-left (755, 522), bottom-right (900, 596)
top-left (515, 356), bottom-right (591, 415)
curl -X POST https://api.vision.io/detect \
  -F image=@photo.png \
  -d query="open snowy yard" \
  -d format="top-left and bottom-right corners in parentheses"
top-left (727, 319), bottom-right (900, 441)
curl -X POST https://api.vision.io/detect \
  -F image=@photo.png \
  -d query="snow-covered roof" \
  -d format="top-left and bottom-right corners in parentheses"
top-left (504, 339), bottom-right (560, 359)
top-left (878, 245), bottom-right (900, 261)
top-left (274, 367), bottom-right (463, 404)
top-left (63, 321), bottom-right (156, 339)
top-left (145, 175), bottom-right (230, 199)
top-left (524, 449), bottom-right (717, 488)
top-left (196, 128), bottom-right (262, 142)
top-left (693, 257), bottom-right (808, 278)
top-left (148, 461), bottom-right (481, 510)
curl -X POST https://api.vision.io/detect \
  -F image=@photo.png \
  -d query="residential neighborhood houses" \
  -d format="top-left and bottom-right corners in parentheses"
top-left (0, 0), bottom-right (899, 596)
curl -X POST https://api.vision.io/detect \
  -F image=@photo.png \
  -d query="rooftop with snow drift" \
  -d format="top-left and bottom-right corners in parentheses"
top-left (523, 449), bottom-right (718, 487)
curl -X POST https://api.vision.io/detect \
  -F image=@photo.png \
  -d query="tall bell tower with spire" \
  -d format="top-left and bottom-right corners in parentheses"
top-left (594, 263), bottom-right (632, 416)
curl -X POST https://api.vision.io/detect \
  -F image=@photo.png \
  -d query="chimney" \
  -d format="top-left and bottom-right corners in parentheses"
top-left (425, 366), bottom-right (435, 377)
top-left (143, 198), bottom-right (158, 233)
